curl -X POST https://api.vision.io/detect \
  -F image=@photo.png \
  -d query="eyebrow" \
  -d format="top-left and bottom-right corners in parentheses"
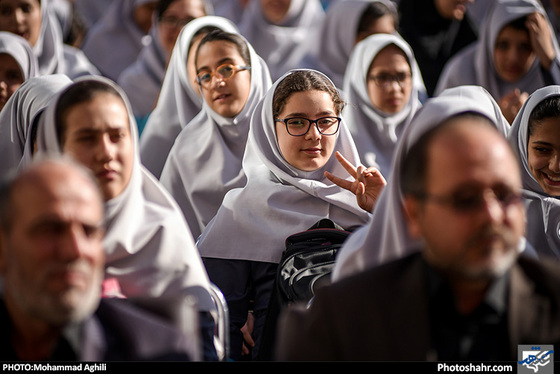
top-left (196, 57), bottom-right (236, 74)
top-left (283, 111), bottom-right (336, 118)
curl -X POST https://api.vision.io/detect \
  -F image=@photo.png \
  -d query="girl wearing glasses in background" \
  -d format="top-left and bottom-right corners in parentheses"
top-left (159, 30), bottom-right (272, 241)
top-left (342, 33), bottom-right (425, 178)
top-left (140, 16), bottom-right (239, 178)
top-left (509, 85), bottom-right (560, 260)
top-left (196, 69), bottom-right (386, 361)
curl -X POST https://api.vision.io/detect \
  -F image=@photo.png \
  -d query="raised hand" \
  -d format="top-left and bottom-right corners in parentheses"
top-left (325, 151), bottom-right (387, 213)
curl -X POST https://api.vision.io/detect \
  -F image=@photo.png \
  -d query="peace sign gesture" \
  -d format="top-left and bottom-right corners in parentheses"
top-left (325, 151), bottom-right (387, 213)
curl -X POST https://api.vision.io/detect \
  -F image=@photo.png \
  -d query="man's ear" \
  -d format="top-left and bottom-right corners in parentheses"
top-left (402, 194), bottom-right (423, 239)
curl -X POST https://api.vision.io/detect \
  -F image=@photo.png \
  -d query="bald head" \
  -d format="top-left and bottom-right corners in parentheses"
top-left (0, 157), bottom-right (106, 333)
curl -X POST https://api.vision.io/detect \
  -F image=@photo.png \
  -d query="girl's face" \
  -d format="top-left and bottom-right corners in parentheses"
top-left (61, 93), bottom-right (134, 201)
top-left (355, 14), bottom-right (395, 44)
top-left (275, 90), bottom-right (338, 171)
top-left (0, 53), bottom-right (23, 110)
top-left (367, 44), bottom-right (412, 114)
top-left (260, 0), bottom-right (291, 24)
top-left (157, 0), bottom-right (206, 56)
top-left (493, 25), bottom-right (535, 83)
top-left (195, 40), bottom-right (251, 118)
top-left (133, 1), bottom-right (158, 34)
top-left (528, 117), bottom-right (560, 196)
top-left (0, 0), bottom-right (42, 46)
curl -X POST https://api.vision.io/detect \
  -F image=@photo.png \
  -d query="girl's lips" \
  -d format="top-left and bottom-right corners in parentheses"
top-left (97, 169), bottom-right (117, 180)
top-left (214, 93), bottom-right (231, 102)
top-left (542, 171), bottom-right (560, 186)
top-left (302, 148), bottom-right (321, 155)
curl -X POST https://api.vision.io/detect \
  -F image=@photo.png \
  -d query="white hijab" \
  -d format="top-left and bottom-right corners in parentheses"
top-left (508, 85), bottom-right (560, 260)
top-left (435, 0), bottom-right (560, 99)
top-left (342, 33), bottom-right (424, 177)
top-left (332, 85), bottom-right (512, 281)
top-left (34, 75), bottom-right (213, 309)
top-left (0, 32), bottom-right (37, 82)
top-left (301, 0), bottom-right (397, 89)
top-left (81, 0), bottom-right (155, 81)
top-left (139, 15), bottom-right (239, 178)
top-left (196, 69), bottom-right (371, 264)
top-left (32, 0), bottom-right (98, 78)
top-left (238, 0), bottom-right (325, 81)
top-left (0, 74), bottom-right (72, 177)
top-left (160, 35), bottom-right (272, 240)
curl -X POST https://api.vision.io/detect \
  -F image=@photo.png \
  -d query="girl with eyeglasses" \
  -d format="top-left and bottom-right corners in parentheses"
top-left (196, 69), bottom-right (386, 361)
top-left (140, 16), bottom-right (239, 178)
top-left (343, 33), bottom-right (425, 178)
top-left (159, 30), bottom-right (272, 241)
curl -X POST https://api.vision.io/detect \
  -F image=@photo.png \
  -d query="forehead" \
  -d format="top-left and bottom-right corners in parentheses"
top-left (64, 93), bottom-right (129, 130)
top-left (496, 25), bottom-right (529, 42)
top-left (195, 40), bottom-right (243, 68)
top-left (369, 45), bottom-right (410, 71)
top-left (280, 90), bottom-right (336, 116)
top-left (425, 120), bottom-right (520, 192)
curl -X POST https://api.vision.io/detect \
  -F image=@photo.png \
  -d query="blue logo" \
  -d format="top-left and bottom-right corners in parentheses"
top-left (518, 345), bottom-right (554, 374)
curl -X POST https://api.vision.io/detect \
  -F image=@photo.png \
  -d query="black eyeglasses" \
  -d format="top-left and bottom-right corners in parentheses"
top-left (416, 188), bottom-right (523, 214)
top-left (159, 15), bottom-right (195, 29)
top-left (368, 72), bottom-right (411, 88)
top-left (196, 64), bottom-right (251, 87)
top-left (275, 117), bottom-right (341, 137)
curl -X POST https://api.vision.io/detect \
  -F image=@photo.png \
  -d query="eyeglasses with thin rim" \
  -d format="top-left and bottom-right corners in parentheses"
top-left (275, 117), bottom-right (341, 137)
top-left (415, 188), bottom-right (523, 214)
top-left (159, 15), bottom-right (195, 29)
top-left (368, 72), bottom-right (411, 88)
top-left (196, 64), bottom-right (251, 87)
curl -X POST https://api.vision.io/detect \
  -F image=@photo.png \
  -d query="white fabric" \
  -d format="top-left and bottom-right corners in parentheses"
top-left (81, 0), bottom-right (154, 81)
top-left (196, 69), bottom-right (371, 263)
top-left (238, 0), bottom-right (325, 81)
top-left (342, 33), bottom-right (424, 177)
top-left (0, 32), bottom-right (38, 82)
top-left (34, 75), bottom-right (213, 310)
top-left (299, 0), bottom-right (381, 89)
top-left (159, 35), bottom-right (272, 240)
top-left (139, 15), bottom-right (239, 178)
top-left (117, 16), bottom-right (173, 119)
top-left (332, 85), bottom-right (512, 281)
top-left (0, 74), bottom-right (72, 177)
top-left (508, 85), bottom-right (560, 260)
top-left (33, 0), bottom-right (98, 78)
top-left (435, 0), bottom-right (560, 100)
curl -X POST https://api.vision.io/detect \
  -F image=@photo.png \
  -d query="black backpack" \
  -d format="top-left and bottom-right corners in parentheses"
top-left (257, 219), bottom-right (351, 360)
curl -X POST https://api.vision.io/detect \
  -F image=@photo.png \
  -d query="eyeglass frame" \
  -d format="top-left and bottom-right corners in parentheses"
top-left (413, 188), bottom-right (523, 214)
top-left (368, 72), bottom-right (412, 88)
top-left (275, 116), bottom-right (342, 137)
top-left (196, 64), bottom-right (251, 87)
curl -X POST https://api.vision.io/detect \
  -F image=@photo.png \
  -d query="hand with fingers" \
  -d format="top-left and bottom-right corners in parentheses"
top-left (526, 12), bottom-right (556, 70)
top-left (324, 151), bottom-right (387, 213)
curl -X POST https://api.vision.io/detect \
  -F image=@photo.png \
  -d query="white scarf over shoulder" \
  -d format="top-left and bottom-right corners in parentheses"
top-left (332, 85), bottom-right (512, 281)
top-left (342, 33), bottom-right (425, 176)
top-left (159, 35), bottom-right (272, 240)
top-left (139, 16), bottom-right (239, 178)
top-left (238, 0), bottom-right (325, 80)
top-left (435, 0), bottom-right (560, 99)
top-left (34, 76), bottom-right (213, 309)
top-left (508, 85), bottom-right (560, 260)
top-left (0, 74), bottom-right (71, 176)
top-left (197, 69), bottom-right (371, 264)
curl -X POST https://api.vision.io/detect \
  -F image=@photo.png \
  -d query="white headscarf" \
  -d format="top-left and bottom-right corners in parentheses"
top-left (81, 0), bottom-right (155, 81)
top-left (160, 34), bottom-right (272, 240)
top-left (300, 0), bottom-right (396, 89)
top-left (32, 0), bottom-right (98, 78)
top-left (0, 32), bottom-right (38, 82)
top-left (139, 15), bottom-right (239, 178)
top-left (196, 69), bottom-right (371, 264)
top-left (332, 85), bottom-right (512, 281)
top-left (508, 85), bottom-right (560, 260)
top-left (0, 74), bottom-right (71, 177)
top-left (342, 33), bottom-right (424, 176)
top-left (238, 0), bottom-right (325, 80)
top-left (34, 75), bottom-right (213, 310)
top-left (435, 0), bottom-right (560, 99)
